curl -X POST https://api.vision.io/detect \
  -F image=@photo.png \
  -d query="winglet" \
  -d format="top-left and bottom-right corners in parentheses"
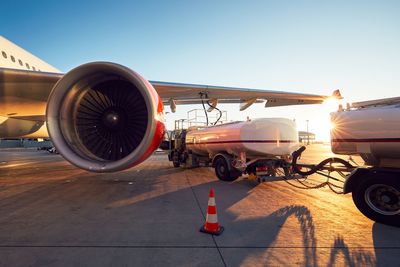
top-left (332, 89), bottom-right (342, 99)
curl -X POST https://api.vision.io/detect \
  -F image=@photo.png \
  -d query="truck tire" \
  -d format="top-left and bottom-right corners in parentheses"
top-left (214, 156), bottom-right (240, 182)
top-left (171, 152), bottom-right (180, 168)
top-left (173, 161), bottom-right (180, 168)
top-left (352, 175), bottom-right (400, 227)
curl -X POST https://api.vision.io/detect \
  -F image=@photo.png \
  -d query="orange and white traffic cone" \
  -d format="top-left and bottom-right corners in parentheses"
top-left (200, 188), bottom-right (224, 235)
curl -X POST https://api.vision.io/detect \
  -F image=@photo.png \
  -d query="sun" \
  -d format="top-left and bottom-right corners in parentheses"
top-left (322, 98), bottom-right (340, 113)
top-left (306, 99), bottom-right (340, 141)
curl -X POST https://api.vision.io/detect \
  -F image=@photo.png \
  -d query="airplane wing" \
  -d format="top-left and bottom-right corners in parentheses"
top-left (351, 96), bottom-right (400, 108)
top-left (0, 67), bottom-right (336, 118)
top-left (149, 81), bottom-right (333, 111)
top-left (0, 68), bottom-right (61, 117)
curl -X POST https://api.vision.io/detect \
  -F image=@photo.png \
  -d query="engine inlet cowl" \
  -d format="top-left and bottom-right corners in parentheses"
top-left (46, 62), bottom-right (164, 172)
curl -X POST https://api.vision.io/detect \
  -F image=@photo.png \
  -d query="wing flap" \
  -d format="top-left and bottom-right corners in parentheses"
top-left (264, 98), bottom-right (323, 108)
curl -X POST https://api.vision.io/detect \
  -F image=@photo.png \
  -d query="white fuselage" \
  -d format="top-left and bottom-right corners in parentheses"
top-left (0, 36), bottom-right (61, 138)
top-left (330, 104), bottom-right (400, 167)
top-left (0, 36), bottom-right (60, 73)
top-left (185, 118), bottom-right (299, 159)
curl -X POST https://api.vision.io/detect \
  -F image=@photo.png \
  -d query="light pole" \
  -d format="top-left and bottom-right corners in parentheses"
top-left (306, 120), bottom-right (310, 145)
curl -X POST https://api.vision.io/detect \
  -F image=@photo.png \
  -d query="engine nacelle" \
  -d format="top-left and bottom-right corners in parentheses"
top-left (46, 62), bottom-right (165, 172)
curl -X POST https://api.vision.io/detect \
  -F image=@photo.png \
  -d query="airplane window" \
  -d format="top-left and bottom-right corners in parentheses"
top-left (18, 59), bottom-right (23, 66)
top-left (11, 55), bottom-right (15, 62)
top-left (25, 63), bottom-right (30, 69)
top-left (1, 51), bottom-right (7, 58)
top-left (32, 66), bottom-right (36, 71)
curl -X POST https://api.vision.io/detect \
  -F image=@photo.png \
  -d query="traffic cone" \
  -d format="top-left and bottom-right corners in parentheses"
top-left (200, 188), bottom-right (224, 235)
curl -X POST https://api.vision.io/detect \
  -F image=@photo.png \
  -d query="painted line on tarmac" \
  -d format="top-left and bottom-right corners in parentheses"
top-left (0, 245), bottom-right (399, 249)
top-left (185, 173), bottom-right (227, 267)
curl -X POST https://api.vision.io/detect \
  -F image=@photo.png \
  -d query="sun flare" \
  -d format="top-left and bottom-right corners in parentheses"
top-left (322, 98), bottom-right (340, 112)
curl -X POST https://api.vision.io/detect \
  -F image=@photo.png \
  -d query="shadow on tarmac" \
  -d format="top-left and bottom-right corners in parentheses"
top-left (326, 222), bottom-right (400, 267)
top-left (326, 236), bottom-right (375, 267)
top-left (372, 222), bottom-right (400, 267)
top-left (105, 171), bottom-right (379, 266)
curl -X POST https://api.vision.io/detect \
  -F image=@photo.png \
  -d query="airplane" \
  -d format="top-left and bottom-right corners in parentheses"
top-left (0, 36), bottom-right (339, 173)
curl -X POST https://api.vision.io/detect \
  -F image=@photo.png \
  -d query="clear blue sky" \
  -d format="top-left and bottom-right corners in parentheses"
top-left (2, 0), bottom-right (400, 139)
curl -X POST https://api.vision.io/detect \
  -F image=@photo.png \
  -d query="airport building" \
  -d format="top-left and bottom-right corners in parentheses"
top-left (298, 131), bottom-right (316, 143)
top-left (0, 139), bottom-right (53, 149)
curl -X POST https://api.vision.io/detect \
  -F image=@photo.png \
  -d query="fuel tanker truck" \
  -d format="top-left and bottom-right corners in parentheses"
top-left (169, 118), bottom-right (298, 181)
top-left (168, 97), bottom-right (400, 226)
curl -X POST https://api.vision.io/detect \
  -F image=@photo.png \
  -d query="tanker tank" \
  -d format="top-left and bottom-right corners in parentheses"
top-left (185, 118), bottom-right (299, 159)
top-left (330, 104), bottom-right (400, 167)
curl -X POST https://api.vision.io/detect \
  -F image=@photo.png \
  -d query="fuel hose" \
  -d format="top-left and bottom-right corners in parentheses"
top-left (291, 146), bottom-right (354, 176)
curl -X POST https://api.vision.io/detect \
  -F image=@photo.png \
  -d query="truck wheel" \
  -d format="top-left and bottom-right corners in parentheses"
top-left (171, 152), bottom-right (180, 168)
top-left (352, 176), bottom-right (400, 227)
top-left (214, 157), bottom-right (240, 182)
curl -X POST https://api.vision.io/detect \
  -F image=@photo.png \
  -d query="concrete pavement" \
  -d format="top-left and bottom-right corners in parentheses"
top-left (0, 145), bottom-right (399, 266)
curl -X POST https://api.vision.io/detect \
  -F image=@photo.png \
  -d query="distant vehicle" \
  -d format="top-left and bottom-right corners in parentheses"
top-left (47, 147), bottom-right (59, 154)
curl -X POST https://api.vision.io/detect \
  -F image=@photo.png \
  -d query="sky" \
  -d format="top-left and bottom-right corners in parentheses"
top-left (2, 0), bottom-right (400, 140)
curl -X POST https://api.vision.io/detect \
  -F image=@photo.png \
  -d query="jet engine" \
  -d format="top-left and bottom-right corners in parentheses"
top-left (46, 62), bottom-right (165, 172)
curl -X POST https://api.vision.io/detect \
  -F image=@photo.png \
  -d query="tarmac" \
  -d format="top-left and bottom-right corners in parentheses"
top-left (0, 144), bottom-right (399, 266)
